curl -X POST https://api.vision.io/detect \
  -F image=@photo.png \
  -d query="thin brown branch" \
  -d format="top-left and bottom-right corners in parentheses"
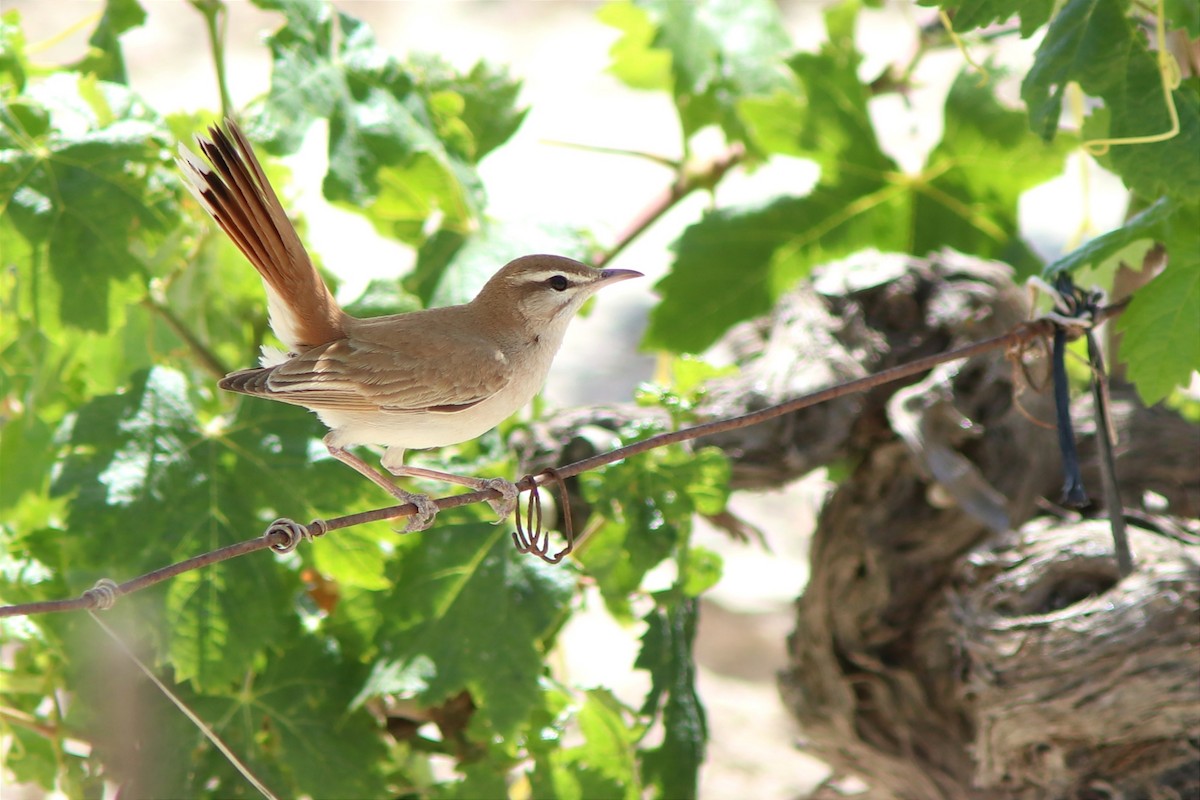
top-left (143, 296), bottom-right (229, 380)
top-left (593, 144), bottom-right (745, 268)
top-left (0, 706), bottom-right (63, 740)
top-left (0, 300), bottom-right (1129, 620)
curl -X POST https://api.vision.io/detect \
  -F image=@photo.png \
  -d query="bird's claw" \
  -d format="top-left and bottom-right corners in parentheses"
top-left (399, 492), bottom-right (439, 532)
top-left (483, 478), bottom-right (520, 523)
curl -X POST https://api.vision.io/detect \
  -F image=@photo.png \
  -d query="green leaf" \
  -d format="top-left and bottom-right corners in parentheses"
top-left (916, 69), bottom-right (1074, 271)
top-left (251, 0), bottom-right (524, 250)
top-left (1118, 203), bottom-right (1200, 404)
top-left (736, 86), bottom-right (806, 158)
top-left (0, 75), bottom-right (178, 331)
top-left (437, 763), bottom-right (512, 800)
top-left (0, 10), bottom-right (30, 95)
top-left (48, 370), bottom-right (281, 687)
top-left (2, 723), bottom-right (59, 789)
top-left (579, 439), bottom-right (712, 619)
top-left (1021, 0), bottom-right (1200, 202)
top-left (0, 412), bottom-right (55, 511)
top-left (648, 63), bottom-right (1067, 352)
top-left (528, 688), bottom-right (642, 800)
top-left (410, 54), bottom-right (528, 162)
top-left (680, 545), bottom-right (722, 597)
top-left (785, 2), bottom-right (886, 180)
top-left (340, 277), bottom-right (422, 318)
top-left (636, 599), bottom-right (706, 800)
top-left (1165, 0), bottom-right (1200, 36)
top-left (1043, 196), bottom-right (1175, 277)
top-left (370, 526), bottom-right (576, 738)
top-left (644, 187), bottom-right (905, 352)
top-left (600, 0), bottom-right (792, 146)
top-left (69, 0), bottom-right (147, 84)
top-left (645, 4), bottom-right (893, 352)
top-left (597, 1), bottom-right (672, 91)
top-left (170, 625), bottom-right (389, 799)
top-left (921, 0), bottom-right (1055, 37)
top-left (312, 524), bottom-right (395, 591)
top-left (46, 367), bottom-right (379, 689)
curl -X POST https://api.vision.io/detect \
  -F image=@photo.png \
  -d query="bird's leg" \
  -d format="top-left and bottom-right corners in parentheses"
top-left (323, 437), bottom-right (439, 531)
top-left (380, 453), bottom-right (519, 524)
top-left (390, 465), bottom-right (520, 523)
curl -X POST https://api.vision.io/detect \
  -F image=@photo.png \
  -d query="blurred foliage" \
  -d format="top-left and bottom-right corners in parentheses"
top-left (0, 0), bottom-right (1197, 797)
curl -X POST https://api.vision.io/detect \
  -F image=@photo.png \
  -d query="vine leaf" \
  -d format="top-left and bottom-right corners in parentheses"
top-left (0, 77), bottom-right (177, 331)
top-left (921, 0), bottom-right (1055, 37)
top-left (250, 0), bottom-right (525, 248)
top-left (1117, 203), bottom-right (1200, 404)
top-left (1021, 0), bottom-right (1200, 202)
top-left (648, 55), bottom-right (1070, 353)
top-left (68, 0), bottom-right (147, 83)
top-left (636, 599), bottom-right (706, 800)
top-left (528, 688), bottom-right (642, 800)
top-left (599, 0), bottom-right (792, 150)
top-left (48, 367), bottom-right (379, 690)
top-left (366, 526), bottom-right (576, 739)
top-left (177, 627), bottom-right (389, 799)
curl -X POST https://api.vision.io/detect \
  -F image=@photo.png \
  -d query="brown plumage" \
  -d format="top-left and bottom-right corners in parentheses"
top-left (178, 119), bottom-right (640, 530)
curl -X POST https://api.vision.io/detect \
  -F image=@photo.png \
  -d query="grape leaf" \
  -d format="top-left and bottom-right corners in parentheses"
top-left (162, 625), bottom-right (390, 799)
top-left (648, 52), bottom-right (1068, 352)
top-left (528, 688), bottom-right (642, 800)
top-left (636, 599), bottom-right (706, 800)
top-left (0, 9), bottom-right (29, 94)
top-left (250, 0), bottom-right (525, 248)
top-left (48, 367), bottom-right (381, 689)
top-left (578, 442), bottom-right (729, 620)
top-left (0, 75), bottom-right (178, 331)
top-left (409, 219), bottom-right (593, 307)
top-left (369, 526), bottom-right (577, 739)
top-left (597, 1), bottom-right (672, 91)
top-left (915, 68), bottom-right (1074, 270)
top-left (1164, 0), bottom-right (1200, 36)
top-left (600, 0), bottom-right (792, 147)
top-left (921, 0), bottom-right (1054, 37)
top-left (1117, 202), bottom-right (1200, 404)
top-left (68, 0), bottom-right (147, 84)
top-left (1021, 0), bottom-right (1200, 202)
top-left (1043, 196), bottom-right (1175, 277)
top-left (434, 764), bottom-right (512, 800)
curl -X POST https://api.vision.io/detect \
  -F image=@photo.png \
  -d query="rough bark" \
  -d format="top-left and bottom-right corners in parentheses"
top-left (517, 250), bottom-right (1200, 797)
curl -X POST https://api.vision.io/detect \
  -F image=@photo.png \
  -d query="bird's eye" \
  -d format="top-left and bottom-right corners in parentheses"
top-left (547, 275), bottom-right (569, 292)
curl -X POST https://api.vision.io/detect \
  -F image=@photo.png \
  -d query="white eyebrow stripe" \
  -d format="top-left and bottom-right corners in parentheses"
top-left (514, 270), bottom-right (588, 284)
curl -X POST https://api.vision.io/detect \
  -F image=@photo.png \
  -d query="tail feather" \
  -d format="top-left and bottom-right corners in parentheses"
top-left (219, 366), bottom-right (275, 397)
top-left (178, 119), bottom-right (346, 349)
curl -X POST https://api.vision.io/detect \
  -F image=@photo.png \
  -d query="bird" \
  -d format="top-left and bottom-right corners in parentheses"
top-left (177, 119), bottom-right (641, 530)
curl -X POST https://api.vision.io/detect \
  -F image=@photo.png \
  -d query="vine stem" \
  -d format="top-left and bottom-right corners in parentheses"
top-left (142, 296), bottom-right (229, 380)
top-left (0, 300), bottom-right (1128, 620)
top-left (593, 144), bottom-right (745, 268)
top-left (190, 0), bottom-right (232, 119)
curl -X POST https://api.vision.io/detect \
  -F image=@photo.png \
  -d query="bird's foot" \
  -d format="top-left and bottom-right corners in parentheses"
top-left (394, 491), bottom-right (439, 532)
top-left (482, 478), bottom-right (520, 523)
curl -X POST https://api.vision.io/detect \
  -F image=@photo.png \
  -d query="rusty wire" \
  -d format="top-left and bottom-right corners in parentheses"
top-left (512, 468), bottom-right (575, 564)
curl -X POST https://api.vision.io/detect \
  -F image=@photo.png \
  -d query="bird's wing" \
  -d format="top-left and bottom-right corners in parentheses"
top-left (220, 315), bottom-right (514, 413)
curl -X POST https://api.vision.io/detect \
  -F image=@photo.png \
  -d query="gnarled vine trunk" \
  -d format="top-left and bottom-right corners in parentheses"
top-left (520, 251), bottom-right (1200, 797)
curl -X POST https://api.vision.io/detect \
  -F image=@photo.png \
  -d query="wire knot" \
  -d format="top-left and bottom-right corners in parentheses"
top-left (1028, 274), bottom-right (1104, 337)
top-left (83, 578), bottom-right (120, 611)
top-left (266, 518), bottom-right (325, 553)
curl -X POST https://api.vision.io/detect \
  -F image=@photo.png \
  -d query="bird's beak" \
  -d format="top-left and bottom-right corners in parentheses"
top-left (595, 268), bottom-right (643, 286)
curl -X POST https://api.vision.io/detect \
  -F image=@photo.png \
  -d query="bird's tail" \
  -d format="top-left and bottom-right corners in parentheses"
top-left (178, 119), bottom-right (346, 350)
